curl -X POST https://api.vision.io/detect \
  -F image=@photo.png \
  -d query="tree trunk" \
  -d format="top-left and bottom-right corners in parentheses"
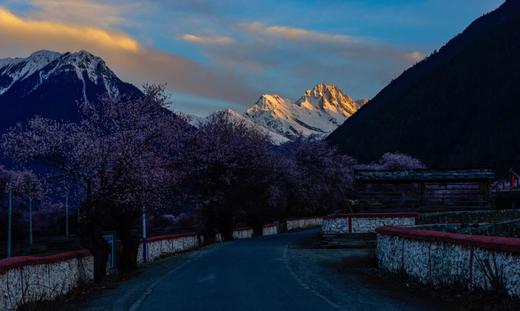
top-left (82, 231), bottom-right (110, 282)
top-left (219, 209), bottom-right (234, 241)
top-left (79, 200), bottom-right (110, 283)
top-left (117, 227), bottom-right (140, 274)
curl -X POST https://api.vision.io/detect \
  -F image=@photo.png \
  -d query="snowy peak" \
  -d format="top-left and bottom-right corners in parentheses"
top-left (0, 50), bottom-right (62, 95)
top-left (245, 94), bottom-right (293, 120)
top-left (244, 84), bottom-right (365, 141)
top-left (253, 94), bottom-right (289, 110)
top-left (0, 50), bottom-right (142, 133)
top-left (298, 83), bottom-right (357, 117)
top-left (0, 50), bottom-right (129, 99)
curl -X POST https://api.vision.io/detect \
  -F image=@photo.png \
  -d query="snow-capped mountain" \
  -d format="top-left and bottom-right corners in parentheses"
top-left (189, 108), bottom-right (290, 144)
top-left (0, 50), bottom-right (141, 132)
top-left (244, 84), bottom-right (366, 140)
top-left (193, 84), bottom-right (367, 144)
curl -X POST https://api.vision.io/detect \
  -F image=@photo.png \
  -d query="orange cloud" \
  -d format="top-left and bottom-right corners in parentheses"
top-left (0, 6), bottom-right (257, 106)
top-left (0, 6), bottom-right (140, 52)
top-left (181, 34), bottom-right (235, 45)
top-left (239, 22), bottom-right (356, 44)
top-left (404, 51), bottom-right (424, 62)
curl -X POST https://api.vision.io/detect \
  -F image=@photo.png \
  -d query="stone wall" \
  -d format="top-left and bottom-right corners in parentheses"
top-left (137, 232), bottom-right (200, 264)
top-left (376, 226), bottom-right (520, 297)
top-left (322, 213), bottom-right (418, 235)
top-left (285, 217), bottom-right (323, 231)
top-left (262, 224), bottom-right (278, 236)
top-left (232, 227), bottom-right (254, 239)
top-left (0, 250), bottom-right (93, 311)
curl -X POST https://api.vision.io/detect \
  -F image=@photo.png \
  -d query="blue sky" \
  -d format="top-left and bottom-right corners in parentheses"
top-left (0, 0), bottom-right (504, 115)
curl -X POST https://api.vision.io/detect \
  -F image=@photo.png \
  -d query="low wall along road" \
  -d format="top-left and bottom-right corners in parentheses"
top-left (322, 212), bottom-right (418, 235)
top-left (285, 217), bottom-right (323, 231)
top-left (232, 227), bottom-right (254, 239)
top-left (262, 224), bottom-right (278, 236)
top-left (0, 250), bottom-right (93, 311)
top-left (0, 217), bottom-right (320, 311)
top-left (376, 226), bottom-right (520, 297)
top-left (137, 232), bottom-right (200, 264)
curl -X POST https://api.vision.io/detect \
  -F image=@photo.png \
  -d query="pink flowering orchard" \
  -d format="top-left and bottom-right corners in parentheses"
top-left (2, 85), bottom-right (188, 280)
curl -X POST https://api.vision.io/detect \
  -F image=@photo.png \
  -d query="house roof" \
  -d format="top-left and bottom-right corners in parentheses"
top-left (354, 169), bottom-right (495, 183)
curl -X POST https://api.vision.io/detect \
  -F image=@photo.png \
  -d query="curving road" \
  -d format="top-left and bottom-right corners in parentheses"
top-left (79, 230), bottom-right (449, 311)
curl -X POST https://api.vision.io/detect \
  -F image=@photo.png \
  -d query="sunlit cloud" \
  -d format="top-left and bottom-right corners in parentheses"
top-left (0, 6), bottom-right (259, 107)
top-left (25, 0), bottom-right (131, 28)
top-left (181, 34), bottom-right (235, 45)
top-left (0, 6), bottom-right (140, 52)
top-left (240, 22), bottom-right (357, 44)
top-left (404, 51), bottom-right (425, 62)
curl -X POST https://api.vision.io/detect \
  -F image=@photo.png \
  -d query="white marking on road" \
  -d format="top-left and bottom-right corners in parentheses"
top-left (283, 244), bottom-right (342, 310)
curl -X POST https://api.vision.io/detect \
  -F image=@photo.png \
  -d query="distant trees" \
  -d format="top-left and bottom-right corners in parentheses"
top-left (356, 152), bottom-right (426, 170)
top-left (278, 138), bottom-right (357, 216)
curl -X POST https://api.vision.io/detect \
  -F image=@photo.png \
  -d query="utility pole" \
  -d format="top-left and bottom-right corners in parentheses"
top-left (65, 191), bottom-right (69, 239)
top-left (141, 205), bottom-right (147, 263)
top-left (7, 180), bottom-right (12, 258)
top-left (28, 179), bottom-right (33, 248)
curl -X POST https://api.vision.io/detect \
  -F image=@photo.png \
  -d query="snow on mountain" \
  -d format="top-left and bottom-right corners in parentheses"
top-left (190, 108), bottom-right (290, 144)
top-left (0, 50), bottom-right (131, 99)
top-left (0, 50), bottom-right (61, 95)
top-left (244, 84), bottom-right (366, 140)
top-left (0, 50), bottom-right (142, 132)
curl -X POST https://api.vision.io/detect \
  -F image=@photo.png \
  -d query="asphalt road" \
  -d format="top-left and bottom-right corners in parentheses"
top-left (79, 229), bottom-right (447, 311)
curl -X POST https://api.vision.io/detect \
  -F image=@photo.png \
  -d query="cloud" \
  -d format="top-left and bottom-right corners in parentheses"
top-left (0, 6), bottom-right (140, 52)
top-left (181, 34), bottom-right (235, 45)
top-left (191, 21), bottom-right (425, 99)
top-left (240, 22), bottom-right (357, 44)
top-left (24, 0), bottom-right (132, 28)
top-left (0, 6), bottom-right (258, 106)
top-left (404, 51), bottom-right (424, 62)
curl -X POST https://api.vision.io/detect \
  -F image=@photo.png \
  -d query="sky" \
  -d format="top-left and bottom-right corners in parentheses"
top-left (0, 0), bottom-right (505, 116)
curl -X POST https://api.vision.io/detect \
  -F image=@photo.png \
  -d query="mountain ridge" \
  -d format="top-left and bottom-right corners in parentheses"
top-left (244, 83), bottom-right (366, 141)
top-left (328, 0), bottom-right (520, 174)
top-left (0, 50), bottom-right (142, 132)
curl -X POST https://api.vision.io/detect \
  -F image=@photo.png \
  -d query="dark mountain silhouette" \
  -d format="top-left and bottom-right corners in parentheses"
top-left (328, 0), bottom-right (520, 175)
top-left (0, 50), bottom-right (142, 133)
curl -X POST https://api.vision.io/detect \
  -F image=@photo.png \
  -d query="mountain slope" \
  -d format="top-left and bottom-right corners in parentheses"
top-left (0, 50), bottom-right (142, 132)
top-left (191, 108), bottom-right (290, 144)
top-left (245, 84), bottom-right (365, 140)
top-left (328, 0), bottom-right (520, 174)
